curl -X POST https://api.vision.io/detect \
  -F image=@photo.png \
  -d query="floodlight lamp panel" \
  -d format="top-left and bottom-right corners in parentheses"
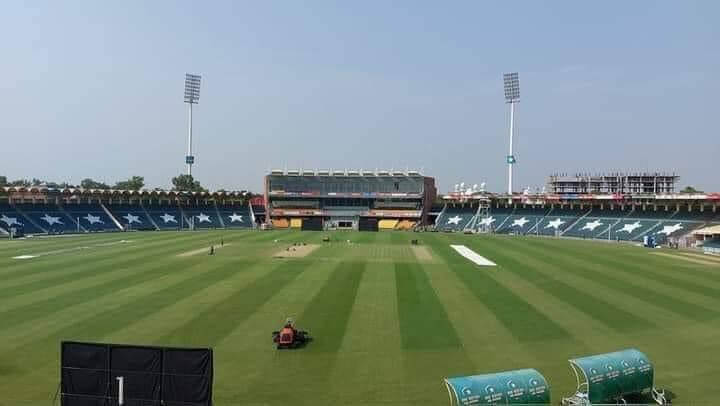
top-left (183, 73), bottom-right (202, 103)
top-left (503, 72), bottom-right (520, 102)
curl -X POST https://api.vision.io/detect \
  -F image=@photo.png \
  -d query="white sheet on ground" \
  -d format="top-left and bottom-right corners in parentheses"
top-left (450, 245), bottom-right (496, 266)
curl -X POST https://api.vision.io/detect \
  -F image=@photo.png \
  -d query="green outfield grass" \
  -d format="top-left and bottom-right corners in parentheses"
top-left (1, 230), bottom-right (719, 405)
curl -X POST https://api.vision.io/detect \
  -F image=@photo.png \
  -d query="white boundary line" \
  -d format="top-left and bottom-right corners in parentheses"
top-left (450, 244), bottom-right (496, 267)
top-left (11, 240), bottom-right (133, 260)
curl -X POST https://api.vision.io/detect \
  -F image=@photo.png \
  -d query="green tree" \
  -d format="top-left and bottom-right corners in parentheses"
top-left (9, 179), bottom-right (31, 187)
top-left (680, 186), bottom-right (703, 194)
top-left (171, 174), bottom-right (207, 192)
top-left (114, 176), bottom-right (145, 191)
top-left (0, 176), bottom-right (7, 187)
top-left (80, 178), bottom-right (110, 189)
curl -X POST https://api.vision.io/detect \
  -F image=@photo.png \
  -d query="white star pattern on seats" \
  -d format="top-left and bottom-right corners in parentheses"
top-left (83, 214), bottom-right (104, 224)
top-left (511, 217), bottom-right (529, 228)
top-left (581, 219), bottom-right (603, 231)
top-left (196, 213), bottom-right (211, 223)
top-left (447, 215), bottom-right (462, 225)
top-left (41, 214), bottom-right (63, 225)
top-left (160, 213), bottom-right (177, 223)
top-left (123, 214), bottom-right (141, 224)
top-left (657, 223), bottom-right (683, 236)
top-left (478, 216), bottom-right (495, 226)
top-left (617, 221), bottom-right (642, 234)
top-left (228, 213), bottom-right (244, 223)
top-left (545, 218), bottom-right (565, 229)
top-left (0, 214), bottom-right (21, 227)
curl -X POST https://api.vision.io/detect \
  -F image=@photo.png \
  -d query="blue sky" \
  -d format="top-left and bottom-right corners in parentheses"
top-left (2, 1), bottom-right (718, 193)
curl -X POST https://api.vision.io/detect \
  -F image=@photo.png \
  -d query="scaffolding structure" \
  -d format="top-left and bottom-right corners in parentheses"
top-left (547, 172), bottom-right (679, 195)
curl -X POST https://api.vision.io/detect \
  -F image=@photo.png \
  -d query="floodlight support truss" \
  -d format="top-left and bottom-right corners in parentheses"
top-left (508, 101), bottom-right (515, 196)
top-left (183, 73), bottom-right (201, 176)
top-left (187, 103), bottom-right (193, 176)
top-left (503, 72), bottom-right (519, 198)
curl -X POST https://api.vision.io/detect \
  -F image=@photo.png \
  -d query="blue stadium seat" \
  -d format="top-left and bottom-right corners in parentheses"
top-left (532, 208), bottom-right (582, 236)
top-left (107, 204), bottom-right (156, 230)
top-left (14, 203), bottom-right (77, 233)
top-left (62, 204), bottom-right (121, 232)
top-left (495, 207), bottom-right (550, 234)
top-left (562, 208), bottom-right (629, 239)
top-left (217, 205), bottom-right (253, 228)
top-left (475, 206), bottom-right (513, 232)
top-left (0, 204), bottom-right (44, 234)
top-left (182, 206), bottom-right (221, 229)
top-left (435, 206), bottom-right (476, 231)
top-left (137, 204), bottom-right (181, 230)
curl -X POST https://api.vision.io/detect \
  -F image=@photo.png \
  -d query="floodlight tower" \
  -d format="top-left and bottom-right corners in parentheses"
top-left (503, 72), bottom-right (520, 196)
top-left (184, 73), bottom-right (202, 176)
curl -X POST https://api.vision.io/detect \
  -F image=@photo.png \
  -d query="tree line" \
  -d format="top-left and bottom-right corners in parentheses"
top-left (0, 174), bottom-right (209, 193)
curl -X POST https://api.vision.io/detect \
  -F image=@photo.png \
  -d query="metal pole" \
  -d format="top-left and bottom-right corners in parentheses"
top-left (508, 101), bottom-right (515, 196)
top-left (116, 376), bottom-right (124, 406)
top-left (187, 103), bottom-right (193, 176)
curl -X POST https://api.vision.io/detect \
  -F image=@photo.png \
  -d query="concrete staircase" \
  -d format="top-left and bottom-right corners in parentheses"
top-left (100, 203), bottom-right (125, 230)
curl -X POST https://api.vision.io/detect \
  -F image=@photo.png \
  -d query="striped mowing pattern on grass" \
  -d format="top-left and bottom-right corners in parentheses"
top-left (0, 230), bottom-right (719, 405)
top-left (395, 262), bottom-right (461, 349)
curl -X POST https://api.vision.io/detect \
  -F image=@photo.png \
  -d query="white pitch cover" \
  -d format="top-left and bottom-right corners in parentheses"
top-left (450, 245), bottom-right (497, 267)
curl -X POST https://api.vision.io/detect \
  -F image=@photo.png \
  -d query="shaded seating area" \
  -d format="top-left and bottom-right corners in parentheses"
top-left (217, 205), bottom-right (253, 228)
top-left (651, 211), bottom-right (710, 244)
top-left (607, 209), bottom-right (674, 241)
top-left (444, 369), bottom-right (550, 405)
top-left (535, 208), bottom-right (585, 236)
top-left (700, 238), bottom-right (720, 254)
top-left (435, 206), bottom-right (476, 231)
top-left (563, 208), bottom-right (630, 239)
top-left (475, 206), bottom-right (514, 232)
top-left (108, 204), bottom-right (156, 230)
top-left (182, 206), bottom-right (221, 229)
top-left (63, 204), bottom-right (120, 231)
top-left (495, 207), bottom-right (550, 234)
top-left (0, 204), bottom-right (44, 234)
top-left (562, 348), bottom-right (668, 406)
top-left (14, 203), bottom-right (77, 233)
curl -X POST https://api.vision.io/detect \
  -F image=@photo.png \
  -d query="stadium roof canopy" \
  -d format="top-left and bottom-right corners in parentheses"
top-left (268, 169), bottom-right (425, 177)
top-left (444, 368), bottom-right (550, 405)
top-left (693, 224), bottom-right (720, 236)
top-left (565, 348), bottom-right (656, 404)
top-left (1, 186), bottom-right (250, 198)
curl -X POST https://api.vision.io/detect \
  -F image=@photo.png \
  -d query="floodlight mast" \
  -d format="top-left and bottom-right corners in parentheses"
top-left (503, 73), bottom-right (520, 198)
top-left (184, 73), bottom-right (201, 176)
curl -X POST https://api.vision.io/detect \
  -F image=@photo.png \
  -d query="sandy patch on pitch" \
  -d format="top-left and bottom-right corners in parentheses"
top-left (177, 243), bottom-right (231, 257)
top-left (411, 245), bottom-right (433, 262)
top-left (652, 252), bottom-right (719, 267)
top-left (273, 244), bottom-right (319, 258)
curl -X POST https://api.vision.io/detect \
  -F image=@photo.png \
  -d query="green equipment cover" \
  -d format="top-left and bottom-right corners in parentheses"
top-left (569, 348), bottom-right (654, 403)
top-left (444, 368), bottom-right (550, 405)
